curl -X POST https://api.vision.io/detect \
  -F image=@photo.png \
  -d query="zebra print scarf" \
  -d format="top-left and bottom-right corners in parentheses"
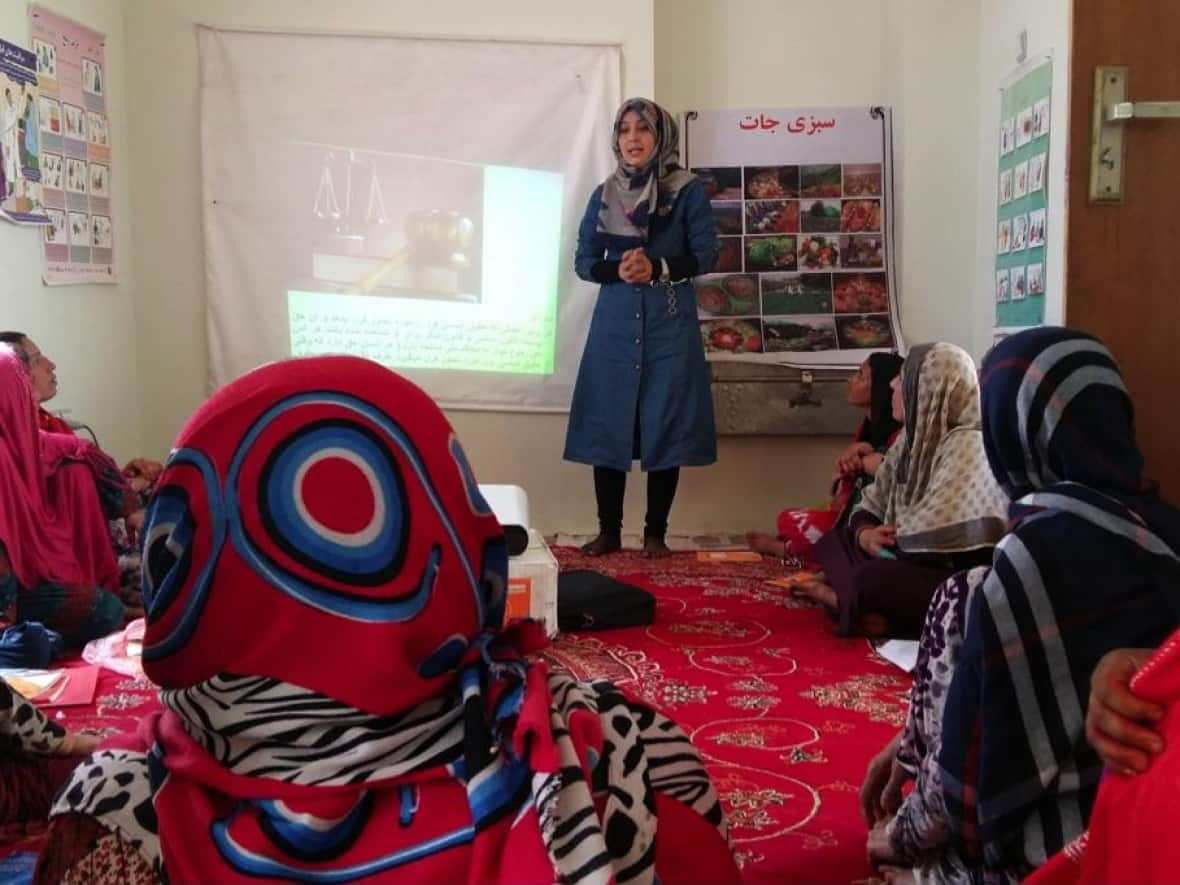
top-left (52, 650), bottom-right (728, 884)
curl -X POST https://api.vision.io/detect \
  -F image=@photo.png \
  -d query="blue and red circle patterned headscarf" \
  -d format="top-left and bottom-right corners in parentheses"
top-left (140, 354), bottom-right (508, 714)
top-left (49, 357), bottom-right (737, 885)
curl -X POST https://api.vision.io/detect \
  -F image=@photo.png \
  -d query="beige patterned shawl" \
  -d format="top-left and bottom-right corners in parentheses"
top-left (855, 343), bottom-right (1009, 554)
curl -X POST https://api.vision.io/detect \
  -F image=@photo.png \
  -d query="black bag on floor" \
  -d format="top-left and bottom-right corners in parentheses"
top-left (557, 569), bottom-right (656, 631)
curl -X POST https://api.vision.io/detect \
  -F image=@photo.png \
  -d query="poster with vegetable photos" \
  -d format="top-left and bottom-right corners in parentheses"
top-left (0, 38), bottom-right (50, 225)
top-left (30, 5), bottom-right (116, 284)
top-left (684, 107), bottom-right (901, 366)
top-left (995, 58), bottom-right (1051, 327)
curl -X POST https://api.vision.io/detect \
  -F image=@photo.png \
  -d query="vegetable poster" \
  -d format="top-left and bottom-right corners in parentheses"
top-left (0, 37), bottom-right (50, 225)
top-left (29, 5), bottom-right (116, 285)
top-left (684, 107), bottom-right (901, 366)
top-left (994, 59), bottom-right (1051, 328)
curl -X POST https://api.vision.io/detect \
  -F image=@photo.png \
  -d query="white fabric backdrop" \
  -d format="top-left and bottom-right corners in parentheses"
top-left (199, 27), bottom-right (619, 410)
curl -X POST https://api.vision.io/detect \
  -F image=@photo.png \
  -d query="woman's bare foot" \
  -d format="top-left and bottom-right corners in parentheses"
top-left (745, 531), bottom-right (787, 558)
top-left (580, 534), bottom-right (622, 556)
top-left (57, 732), bottom-right (100, 757)
top-left (793, 580), bottom-right (838, 609)
top-left (858, 612), bottom-right (891, 638)
top-left (642, 536), bottom-right (672, 558)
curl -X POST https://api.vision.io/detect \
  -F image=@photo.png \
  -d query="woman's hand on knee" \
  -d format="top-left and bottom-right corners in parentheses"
top-left (860, 729), bottom-right (905, 825)
top-left (1086, 647), bottom-right (1165, 775)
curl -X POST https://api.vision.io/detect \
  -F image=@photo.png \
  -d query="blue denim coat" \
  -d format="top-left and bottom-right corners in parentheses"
top-left (563, 178), bottom-right (717, 472)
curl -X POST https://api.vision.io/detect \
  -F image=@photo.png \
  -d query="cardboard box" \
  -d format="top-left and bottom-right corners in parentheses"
top-left (506, 529), bottom-right (558, 637)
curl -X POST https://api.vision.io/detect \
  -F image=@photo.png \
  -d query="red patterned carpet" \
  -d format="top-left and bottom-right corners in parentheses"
top-left (547, 547), bottom-right (911, 885)
top-left (2, 552), bottom-right (906, 884)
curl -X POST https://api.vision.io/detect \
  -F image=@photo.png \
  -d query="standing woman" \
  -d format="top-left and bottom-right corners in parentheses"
top-left (564, 98), bottom-right (718, 558)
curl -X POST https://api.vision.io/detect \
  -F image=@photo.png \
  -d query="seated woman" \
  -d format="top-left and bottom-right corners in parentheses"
top-left (0, 349), bottom-right (128, 646)
top-left (862, 328), bottom-right (1180, 884)
top-left (800, 343), bottom-right (1008, 638)
top-left (40, 426), bottom-right (145, 601)
top-left (35, 356), bottom-right (740, 885)
top-left (1, 679), bottom-right (97, 829)
top-left (0, 331), bottom-right (162, 478)
top-left (0, 331), bottom-right (154, 589)
top-left (747, 352), bottom-right (903, 562)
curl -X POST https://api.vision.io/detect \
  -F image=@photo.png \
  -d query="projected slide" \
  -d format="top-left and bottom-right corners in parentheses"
top-left (287, 147), bottom-right (562, 375)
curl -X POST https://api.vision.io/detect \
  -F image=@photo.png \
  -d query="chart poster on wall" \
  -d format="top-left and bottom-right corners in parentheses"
top-left (0, 38), bottom-right (49, 225)
top-left (995, 58), bottom-right (1050, 328)
top-left (30, 5), bottom-right (116, 285)
top-left (684, 107), bottom-right (901, 367)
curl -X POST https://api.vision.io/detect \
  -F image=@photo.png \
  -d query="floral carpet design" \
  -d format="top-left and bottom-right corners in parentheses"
top-left (547, 547), bottom-right (911, 884)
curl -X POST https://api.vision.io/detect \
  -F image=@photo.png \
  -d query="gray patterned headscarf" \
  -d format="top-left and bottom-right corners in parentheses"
top-left (597, 98), bottom-right (695, 242)
top-left (856, 343), bottom-right (1009, 554)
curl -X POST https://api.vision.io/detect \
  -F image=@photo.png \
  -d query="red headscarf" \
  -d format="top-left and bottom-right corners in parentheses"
top-left (140, 354), bottom-right (507, 709)
top-left (0, 349), bottom-right (118, 591)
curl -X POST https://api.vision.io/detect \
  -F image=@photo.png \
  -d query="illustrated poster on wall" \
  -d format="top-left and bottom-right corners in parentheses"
top-left (0, 38), bottom-right (49, 225)
top-left (684, 107), bottom-right (901, 366)
top-left (995, 58), bottom-right (1050, 328)
top-left (30, 4), bottom-right (116, 285)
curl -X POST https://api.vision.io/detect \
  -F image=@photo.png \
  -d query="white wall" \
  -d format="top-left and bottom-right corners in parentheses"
top-left (0, 1), bottom-right (1068, 536)
top-left (656, 0), bottom-right (981, 353)
top-left (656, 0), bottom-right (890, 108)
top-left (114, 0), bottom-right (1007, 535)
top-left (123, 0), bottom-right (663, 535)
top-left (970, 0), bottom-right (1071, 361)
top-left (0, 0), bottom-right (141, 463)
top-left (886, 0), bottom-right (982, 350)
top-left (652, 0), bottom-right (980, 536)
top-left (650, 0), bottom-right (899, 538)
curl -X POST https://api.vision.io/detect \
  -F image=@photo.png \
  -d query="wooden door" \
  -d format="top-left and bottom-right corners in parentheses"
top-left (1067, 1), bottom-right (1180, 499)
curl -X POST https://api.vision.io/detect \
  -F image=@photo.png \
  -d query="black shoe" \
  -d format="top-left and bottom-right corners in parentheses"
top-left (641, 536), bottom-right (672, 558)
top-left (580, 533), bottom-right (622, 556)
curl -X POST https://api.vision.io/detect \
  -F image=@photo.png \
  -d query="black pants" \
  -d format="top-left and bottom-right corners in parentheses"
top-left (592, 465), bottom-right (680, 540)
